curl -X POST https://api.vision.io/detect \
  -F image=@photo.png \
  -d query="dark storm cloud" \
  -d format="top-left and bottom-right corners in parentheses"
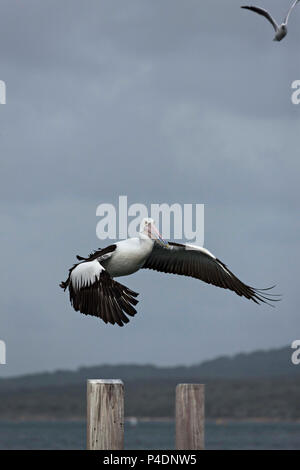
top-left (0, 0), bottom-right (299, 376)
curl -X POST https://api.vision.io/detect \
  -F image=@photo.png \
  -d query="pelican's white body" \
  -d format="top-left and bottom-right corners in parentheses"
top-left (102, 236), bottom-right (154, 278)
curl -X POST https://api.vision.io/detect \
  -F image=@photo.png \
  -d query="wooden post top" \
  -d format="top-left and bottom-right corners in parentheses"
top-left (87, 378), bottom-right (124, 450)
top-left (176, 383), bottom-right (204, 388)
top-left (88, 379), bottom-right (124, 385)
top-left (176, 383), bottom-right (205, 450)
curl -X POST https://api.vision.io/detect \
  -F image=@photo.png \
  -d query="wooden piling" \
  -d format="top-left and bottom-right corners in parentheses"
top-left (175, 384), bottom-right (205, 450)
top-left (87, 379), bottom-right (124, 450)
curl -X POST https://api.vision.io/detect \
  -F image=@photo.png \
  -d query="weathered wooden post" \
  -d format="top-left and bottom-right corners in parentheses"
top-left (87, 379), bottom-right (124, 450)
top-left (175, 384), bottom-right (205, 450)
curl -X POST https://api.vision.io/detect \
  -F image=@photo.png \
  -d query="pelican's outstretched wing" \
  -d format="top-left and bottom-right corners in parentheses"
top-left (284, 0), bottom-right (300, 24)
top-left (143, 242), bottom-right (279, 305)
top-left (241, 6), bottom-right (279, 31)
top-left (60, 258), bottom-right (138, 326)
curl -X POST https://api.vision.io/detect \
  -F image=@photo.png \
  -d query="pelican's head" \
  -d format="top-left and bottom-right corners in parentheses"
top-left (139, 218), bottom-right (167, 246)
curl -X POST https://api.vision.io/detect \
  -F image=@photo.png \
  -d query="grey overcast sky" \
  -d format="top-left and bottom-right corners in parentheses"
top-left (0, 0), bottom-right (299, 377)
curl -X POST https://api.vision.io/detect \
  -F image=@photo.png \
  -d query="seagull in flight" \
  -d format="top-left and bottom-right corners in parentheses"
top-left (60, 218), bottom-right (279, 327)
top-left (241, 0), bottom-right (300, 41)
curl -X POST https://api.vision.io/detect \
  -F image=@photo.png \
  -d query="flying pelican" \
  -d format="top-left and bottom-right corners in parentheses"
top-left (241, 0), bottom-right (300, 41)
top-left (60, 218), bottom-right (278, 326)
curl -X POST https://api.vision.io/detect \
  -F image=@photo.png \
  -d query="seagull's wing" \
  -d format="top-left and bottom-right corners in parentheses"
top-left (284, 0), bottom-right (300, 25)
top-left (60, 258), bottom-right (138, 326)
top-left (241, 6), bottom-right (279, 31)
top-left (142, 242), bottom-right (279, 305)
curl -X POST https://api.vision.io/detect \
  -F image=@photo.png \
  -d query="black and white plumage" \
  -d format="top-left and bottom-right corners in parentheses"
top-left (60, 245), bottom-right (139, 327)
top-left (241, 1), bottom-right (300, 41)
top-left (60, 218), bottom-right (279, 327)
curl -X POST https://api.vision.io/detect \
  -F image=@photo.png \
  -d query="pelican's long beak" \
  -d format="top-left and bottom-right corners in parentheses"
top-left (149, 223), bottom-right (167, 246)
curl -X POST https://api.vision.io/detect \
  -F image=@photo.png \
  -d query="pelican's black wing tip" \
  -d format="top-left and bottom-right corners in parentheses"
top-left (252, 285), bottom-right (282, 307)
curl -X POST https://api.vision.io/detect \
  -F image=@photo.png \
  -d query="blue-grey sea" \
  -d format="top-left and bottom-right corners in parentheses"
top-left (0, 421), bottom-right (299, 450)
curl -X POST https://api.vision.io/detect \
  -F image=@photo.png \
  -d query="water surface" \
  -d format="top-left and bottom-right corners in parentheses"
top-left (0, 421), bottom-right (299, 450)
